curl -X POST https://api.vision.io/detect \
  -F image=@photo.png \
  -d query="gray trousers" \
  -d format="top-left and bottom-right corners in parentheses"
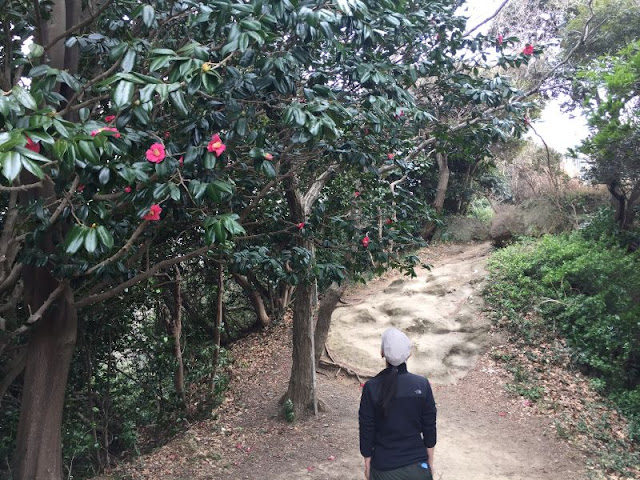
top-left (371, 462), bottom-right (433, 480)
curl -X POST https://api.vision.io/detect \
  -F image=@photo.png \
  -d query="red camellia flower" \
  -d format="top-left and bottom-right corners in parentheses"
top-left (77, 184), bottom-right (85, 193)
top-left (164, 131), bottom-right (171, 139)
top-left (124, 186), bottom-right (132, 193)
top-left (264, 152), bottom-right (274, 160)
top-left (142, 204), bottom-right (162, 221)
top-left (387, 153), bottom-right (395, 160)
top-left (179, 156), bottom-right (184, 167)
top-left (354, 191), bottom-right (360, 198)
top-left (297, 222), bottom-right (305, 230)
top-left (497, 34), bottom-right (503, 45)
top-left (207, 133), bottom-right (226, 157)
top-left (105, 115), bottom-right (116, 122)
top-left (146, 143), bottom-right (166, 163)
top-left (385, 218), bottom-right (393, 225)
top-left (522, 44), bottom-right (534, 55)
top-left (361, 235), bottom-right (370, 248)
top-left (25, 136), bottom-right (41, 153)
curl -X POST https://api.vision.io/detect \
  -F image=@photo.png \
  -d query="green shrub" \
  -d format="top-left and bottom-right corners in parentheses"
top-left (485, 229), bottom-right (640, 438)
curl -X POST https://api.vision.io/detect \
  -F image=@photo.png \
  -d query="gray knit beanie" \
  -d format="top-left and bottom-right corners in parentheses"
top-left (381, 328), bottom-right (411, 366)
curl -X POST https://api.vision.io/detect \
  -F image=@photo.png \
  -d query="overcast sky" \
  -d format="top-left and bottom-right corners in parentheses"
top-left (459, 0), bottom-right (590, 154)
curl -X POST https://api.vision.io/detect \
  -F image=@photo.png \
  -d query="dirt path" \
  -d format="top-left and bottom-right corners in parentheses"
top-left (98, 242), bottom-right (587, 480)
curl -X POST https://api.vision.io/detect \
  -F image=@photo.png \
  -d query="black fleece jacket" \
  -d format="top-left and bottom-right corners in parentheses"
top-left (358, 363), bottom-right (437, 471)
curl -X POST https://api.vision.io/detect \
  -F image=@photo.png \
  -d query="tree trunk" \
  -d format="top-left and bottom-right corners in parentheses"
top-left (283, 167), bottom-right (337, 416)
top-left (212, 266), bottom-right (224, 376)
top-left (623, 180), bottom-right (640, 230)
top-left (314, 283), bottom-right (347, 366)
top-left (171, 268), bottom-right (185, 406)
top-left (608, 181), bottom-right (627, 228)
top-left (14, 280), bottom-right (77, 480)
top-left (231, 273), bottom-right (270, 327)
top-left (422, 152), bottom-right (449, 240)
top-left (432, 152), bottom-right (450, 214)
top-left (285, 273), bottom-right (315, 415)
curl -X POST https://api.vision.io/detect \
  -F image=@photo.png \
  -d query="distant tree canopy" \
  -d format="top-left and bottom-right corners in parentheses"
top-left (0, 0), bottom-right (534, 478)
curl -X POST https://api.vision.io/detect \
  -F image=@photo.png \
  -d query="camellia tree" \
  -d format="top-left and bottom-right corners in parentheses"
top-left (0, 0), bottom-right (535, 477)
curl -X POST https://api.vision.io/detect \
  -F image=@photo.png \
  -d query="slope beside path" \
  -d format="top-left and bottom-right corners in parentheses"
top-left (97, 242), bottom-right (587, 480)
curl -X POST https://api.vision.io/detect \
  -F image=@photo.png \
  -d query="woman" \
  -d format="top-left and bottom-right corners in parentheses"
top-left (359, 328), bottom-right (437, 480)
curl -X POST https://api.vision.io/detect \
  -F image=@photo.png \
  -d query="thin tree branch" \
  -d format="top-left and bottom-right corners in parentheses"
top-left (57, 58), bottom-right (122, 118)
top-left (0, 264), bottom-right (22, 295)
top-left (302, 164), bottom-right (339, 215)
top-left (464, 0), bottom-right (511, 37)
top-left (49, 177), bottom-right (79, 226)
top-left (26, 281), bottom-right (68, 325)
top-left (76, 244), bottom-right (215, 309)
top-left (0, 182), bottom-right (45, 192)
top-left (45, 0), bottom-right (116, 51)
top-left (83, 221), bottom-right (148, 276)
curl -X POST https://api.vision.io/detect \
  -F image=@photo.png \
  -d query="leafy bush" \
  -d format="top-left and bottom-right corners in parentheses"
top-left (485, 228), bottom-right (640, 438)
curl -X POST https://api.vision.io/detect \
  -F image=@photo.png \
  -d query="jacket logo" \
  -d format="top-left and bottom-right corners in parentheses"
top-left (414, 389), bottom-right (422, 395)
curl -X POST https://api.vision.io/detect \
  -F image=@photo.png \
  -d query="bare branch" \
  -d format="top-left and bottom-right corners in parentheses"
top-left (83, 221), bottom-right (148, 276)
top-left (27, 281), bottom-right (68, 325)
top-left (57, 57), bottom-right (122, 118)
top-left (0, 182), bottom-right (45, 192)
top-left (464, 0), bottom-right (511, 37)
top-left (0, 348), bottom-right (26, 405)
top-left (49, 177), bottom-right (79, 226)
top-left (44, 0), bottom-right (116, 51)
top-left (0, 264), bottom-right (23, 295)
top-left (76, 244), bottom-right (215, 309)
top-left (302, 164), bottom-right (339, 215)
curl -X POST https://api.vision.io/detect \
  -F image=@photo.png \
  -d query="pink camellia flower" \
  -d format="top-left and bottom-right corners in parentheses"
top-left (142, 204), bottom-right (162, 221)
top-left (522, 44), bottom-right (534, 55)
top-left (25, 136), bottom-right (41, 153)
top-left (385, 218), bottom-right (393, 225)
top-left (179, 156), bottom-right (184, 167)
top-left (164, 131), bottom-right (171, 139)
top-left (297, 222), bottom-right (305, 230)
top-left (124, 186), bottom-right (132, 193)
top-left (146, 143), bottom-right (166, 163)
top-left (91, 130), bottom-right (100, 137)
top-left (354, 191), bottom-right (360, 198)
top-left (207, 133), bottom-right (226, 157)
top-left (497, 34), bottom-right (503, 45)
top-left (77, 184), bottom-right (85, 193)
top-left (103, 127), bottom-right (121, 138)
top-left (264, 152), bottom-right (274, 160)
top-left (387, 153), bottom-right (395, 160)
top-left (361, 235), bottom-right (370, 248)
top-left (105, 115), bottom-right (116, 122)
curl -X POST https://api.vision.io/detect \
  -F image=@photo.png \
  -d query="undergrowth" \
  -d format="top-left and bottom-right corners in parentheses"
top-left (484, 208), bottom-right (640, 478)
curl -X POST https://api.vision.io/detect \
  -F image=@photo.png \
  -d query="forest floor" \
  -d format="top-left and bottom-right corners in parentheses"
top-left (96, 242), bottom-right (637, 480)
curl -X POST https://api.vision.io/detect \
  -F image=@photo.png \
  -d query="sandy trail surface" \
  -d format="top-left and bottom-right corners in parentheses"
top-left (97, 242), bottom-right (587, 480)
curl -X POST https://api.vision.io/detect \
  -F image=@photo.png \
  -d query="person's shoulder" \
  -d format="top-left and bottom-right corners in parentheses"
top-left (405, 371), bottom-right (431, 387)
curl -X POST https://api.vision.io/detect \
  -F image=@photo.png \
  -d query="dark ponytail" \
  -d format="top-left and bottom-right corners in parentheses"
top-left (378, 365), bottom-right (399, 417)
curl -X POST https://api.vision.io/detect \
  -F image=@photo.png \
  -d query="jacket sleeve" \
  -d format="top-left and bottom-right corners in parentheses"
top-left (359, 382), bottom-right (376, 457)
top-left (421, 380), bottom-right (437, 448)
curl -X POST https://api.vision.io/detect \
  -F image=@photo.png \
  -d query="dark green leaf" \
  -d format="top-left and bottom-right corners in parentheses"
top-left (96, 226), bottom-right (114, 250)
